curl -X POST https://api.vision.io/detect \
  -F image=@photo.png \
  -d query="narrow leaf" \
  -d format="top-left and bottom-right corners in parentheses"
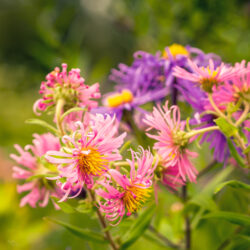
top-left (60, 107), bottom-right (86, 122)
top-left (214, 180), bottom-right (250, 194)
top-left (202, 211), bottom-right (250, 227)
top-left (51, 197), bottom-right (76, 214)
top-left (186, 166), bottom-right (233, 211)
top-left (119, 140), bottom-right (132, 154)
top-left (121, 204), bottom-right (156, 248)
top-left (26, 118), bottom-right (58, 134)
top-left (227, 139), bottom-right (246, 168)
top-left (44, 217), bottom-right (108, 243)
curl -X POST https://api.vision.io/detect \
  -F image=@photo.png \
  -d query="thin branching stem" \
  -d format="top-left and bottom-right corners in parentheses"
top-left (87, 189), bottom-right (119, 250)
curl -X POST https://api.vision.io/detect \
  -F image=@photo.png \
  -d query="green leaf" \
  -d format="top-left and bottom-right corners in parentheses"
top-left (76, 200), bottom-right (93, 214)
top-left (26, 118), bottom-right (58, 134)
top-left (121, 204), bottom-right (156, 249)
top-left (202, 211), bottom-right (250, 227)
top-left (243, 145), bottom-right (250, 154)
top-left (27, 173), bottom-right (58, 181)
top-left (60, 107), bottom-right (86, 122)
top-left (119, 140), bottom-right (132, 154)
top-left (214, 180), bottom-right (250, 194)
top-left (227, 100), bottom-right (241, 115)
top-left (227, 139), bottom-right (246, 168)
top-left (44, 217), bottom-right (108, 243)
top-left (214, 117), bottom-right (238, 137)
top-left (186, 166), bottom-right (233, 212)
top-left (51, 197), bottom-right (76, 214)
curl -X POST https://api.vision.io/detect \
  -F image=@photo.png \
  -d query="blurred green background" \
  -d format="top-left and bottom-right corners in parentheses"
top-left (0, 0), bottom-right (249, 249)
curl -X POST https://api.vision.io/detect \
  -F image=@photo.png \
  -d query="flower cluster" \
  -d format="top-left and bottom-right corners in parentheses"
top-left (174, 59), bottom-right (250, 164)
top-left (11, 44), bottom-right (249, 235)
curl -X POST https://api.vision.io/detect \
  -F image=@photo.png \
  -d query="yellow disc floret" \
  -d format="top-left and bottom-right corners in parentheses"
top-left (123, 185), bottom-right (151, 214)
top-left (78, 147), bottom-right (107, 176)
top-left (199, 67), bottom-right (219, 93)
top-left (163, 44), bottom-right (189, 58)
top-left (106, 89), bottom-right (134, 108)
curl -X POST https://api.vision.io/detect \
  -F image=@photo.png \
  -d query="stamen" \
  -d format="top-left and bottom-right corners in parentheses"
top-left (123, 185), bottom-right (151, 214)
top-left (78, 147), bottom-right (107, 176)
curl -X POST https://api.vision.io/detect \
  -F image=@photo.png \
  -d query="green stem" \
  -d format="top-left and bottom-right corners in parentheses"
top-left (55, 98), bottom-right (65, 136)
top-left (112, 161), bottom-right (132, 167)
top-left (208, 94), bottom-right (250, 166)
top-left (87, 190), bottom-right (119, 250)
top-left (182, 185), bottom-right (191, 250)
top-left (208, 93), bottom-right (227, 120)
top-left (235, 101), bottom-right (249, 127)
top-left (185, 126), bottom-right (220, 139)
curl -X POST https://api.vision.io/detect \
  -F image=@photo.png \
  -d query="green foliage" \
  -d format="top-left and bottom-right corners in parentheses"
top-left (51, 197), bottom-right (76, 214)
top-left (121, 204), bottom-right (156, 248)
top-left (25, 118), bottom-right (58, 134)
top-left (227, 139), bottom-right (246, 167)
top-left (44, 217), bottom-right (108, 243)
top-left (186, 166), bottom-right (233, 212)
top-left (202, 211), bottom-right (250, 227)
top-left (214, 117), bottom-right (238, 138)
top-left (214, 180), bottom-right (250, 194)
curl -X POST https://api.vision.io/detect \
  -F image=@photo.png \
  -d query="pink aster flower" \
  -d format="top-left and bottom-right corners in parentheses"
top-left (161, 164), bottom-right (185, 190)
top-left (96, 148), bottom-right (157, 225)
top-left (10, 133), bottom-right (62, 208)
top-left (46, 114), bottom-right (126, 201)
top-left (33, 63), bottom-right (101, 115)
top-left (204, 60), bottom-right (250, 111)
top-left (143, 101), bottom-right (198, 182)
top-left (173, 59), bottom-right (236, 92)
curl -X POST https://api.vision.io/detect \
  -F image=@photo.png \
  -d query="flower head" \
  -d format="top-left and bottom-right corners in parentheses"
top-left (96, 148), bottom-right (157, 225)
top-left (163, 43), bottom-right (189, 59)
top-left (33, 63), bottom-right (100, 115)
top-left (143, 101), bottom-right (198, 182)
top-left (173, 59), bottom-right (235, 92)
top-left (204, 60), bottom-right (250, 111)
top-left (46, 114), bottom-right (126, 201)
top-left (10, 133), bottom-right (62, 208)
top-left (157, 163), bottom-right (184, 190)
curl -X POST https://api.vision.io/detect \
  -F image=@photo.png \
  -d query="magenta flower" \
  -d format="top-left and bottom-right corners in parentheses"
top-left (173, 59), bottom-right (235, 92)
top-left (46, 114), bottom-right (126, 201)
top-left (10, 133), bottom-right (62, 208)
top-left (33, 63), bottom-right (101, 115)
top-left (96, 148), bottom-right (157, 225)
top-left (143, 101), bottom-right (198, 182)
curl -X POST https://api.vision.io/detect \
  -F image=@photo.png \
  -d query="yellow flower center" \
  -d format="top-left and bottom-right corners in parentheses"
top-left (233, 82), bottom-right (250, 102)
top-left (123, 185), bottom-right (151, 214)
top-left (199, 68), bottom-right (219, 93)
top-left (106, 89), bottom-right (134, 108)
top-left (78, 147), bottom-right (107, 176)
top-left (163, 44), bottom-right (189, 58)
top-left (205, 67), bottom-right (218, 78)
